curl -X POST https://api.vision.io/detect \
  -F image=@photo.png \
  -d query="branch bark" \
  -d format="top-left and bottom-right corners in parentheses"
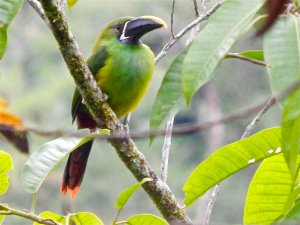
top-left (0, 204), bottom-right (59, 225)
top-left (36, 0), bottom-right (192, 224)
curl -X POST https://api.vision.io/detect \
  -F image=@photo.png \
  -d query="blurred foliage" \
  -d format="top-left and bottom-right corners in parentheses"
top-left (0, 0), bottom-right (283, 225)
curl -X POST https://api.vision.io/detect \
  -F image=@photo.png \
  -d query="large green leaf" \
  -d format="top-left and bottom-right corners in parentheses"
top-left (21, 129), bottom-right (93, 193)
top-left (150, 46), bottom-right (190, 140)
top-left (244, 154), bottom-right (300, 225)
top-left (115, 178), bottom-right (152, 210)
top-left (126, 214), bottom-right (168, 225)
top-left (263, 15), bottom-right (300, 97)
top-left (264, 13), bottom-right (300, 200)
top-left (181, 0), bottom-right (264, 103)
top-left (33, 211), bottom-right (66, 225)
top-left (70, 212), bottom-right (104, 225)
top-left (0, 151), bottom-right (13, 195)
top-left (0, 0), bottom-right (24, 59)
top-left (183, 127), bottom-right (281, 207)
top-left (282, 89), bottom-right (300, 177)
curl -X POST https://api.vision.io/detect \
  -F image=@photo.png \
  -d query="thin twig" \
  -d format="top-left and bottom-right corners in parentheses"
top-left (200, 0), bottom-right (210, 13)
top-left (192, 0), bottom-right (200, 17)
top-left (0, 204), bottom-right (59, 225)
top-left (2, 80), bottom-right (300, 140)
top-left (203, 184), bottom-right (220, 225)
top-left (155, 0), bottom-right (224, 64)
top-left (171, 0), bottom-right (176, 38)
top-left (241, 98), bottom-right (276, 139)
top-left (227, 52), bottom-right (271, 67)
top-left (160, 118), bottom-right (174, 183)
top-left (27, 0), bottom-right (51, 29)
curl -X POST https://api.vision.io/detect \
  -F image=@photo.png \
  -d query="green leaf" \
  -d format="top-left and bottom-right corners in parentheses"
top-left (70, 212), bottom-right (104, 225)
top-left (263, 15), bottom-right (300, 98)
top-left (244, 154), bottom-right (300, 225)
top-left (0, 214), bottom-right (4, 225)
top-left (150, 47), bottom-right (189, 140)
top-left (295, 0), bottom-right (300, 8)
top-left (21, 129), bottom-right (93, 193)
top-left (33, 211), bottom-right (66, 225)
top-left (0, 0), bottom-right (24, 59)
top-left (126, 214), bottom-right (168, 225)
top-left (282, 88), bottom-right (300, 177)
top-left (226, 50), bottom-right (265, 61)
top-left (279, 199), bottom-right (300, 224)
top-left (115, 178), bottom-right (152, 210)
top-left (181, 0), bottom-right (264, 103)
top-left (0, 26), bottom-right (7, 60)
top-left (67, 0), bottom-right (79, 9)
top-left (0, 151), bottom-right (13, 195)
top-left (183, 127), bottom-right (281, 207)
top-left (283, 187), bottom-right (300, 214)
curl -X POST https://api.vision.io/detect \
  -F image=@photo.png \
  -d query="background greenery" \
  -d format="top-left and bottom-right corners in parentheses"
top-left (0, 0), bottom-right (281, 224)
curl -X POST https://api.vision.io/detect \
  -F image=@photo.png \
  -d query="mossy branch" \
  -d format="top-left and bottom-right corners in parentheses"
top-left (36, 0), bottom-right (192, 224)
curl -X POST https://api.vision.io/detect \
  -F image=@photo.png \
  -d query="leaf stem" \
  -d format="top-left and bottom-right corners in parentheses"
top-left (226, 52), bottom-right (271, 67)
top-left (31, 192), bottom-right (38, 213)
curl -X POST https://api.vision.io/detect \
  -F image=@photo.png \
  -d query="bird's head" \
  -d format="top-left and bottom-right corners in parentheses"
top-left (98, 16), bottom-right (167, 45)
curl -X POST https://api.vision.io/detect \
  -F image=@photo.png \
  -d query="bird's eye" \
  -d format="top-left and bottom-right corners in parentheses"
top-left (114, 24), bottom-right (122, 33)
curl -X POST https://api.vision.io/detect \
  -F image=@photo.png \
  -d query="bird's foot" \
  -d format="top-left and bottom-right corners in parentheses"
top-left (123, 114), bottom-right (131, 137)
top-left (103, 93), bottom-right (109, 101)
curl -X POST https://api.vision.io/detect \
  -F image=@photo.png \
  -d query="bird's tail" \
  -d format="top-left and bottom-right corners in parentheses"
top-left (61, 139), bottom-right (93, 198)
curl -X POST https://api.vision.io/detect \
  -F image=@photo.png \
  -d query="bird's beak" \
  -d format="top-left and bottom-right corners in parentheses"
top-left (120, 16), bottom-right (167, 41)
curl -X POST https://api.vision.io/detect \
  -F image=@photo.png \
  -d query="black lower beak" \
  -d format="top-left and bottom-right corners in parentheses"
top-left (120, 16), bottom-right (167, 42)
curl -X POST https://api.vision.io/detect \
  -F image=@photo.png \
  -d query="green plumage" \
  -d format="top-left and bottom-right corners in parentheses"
top-left (72, 17), bottom-right (155, 121)
top-left (64, 16), bottom-right (166, 197)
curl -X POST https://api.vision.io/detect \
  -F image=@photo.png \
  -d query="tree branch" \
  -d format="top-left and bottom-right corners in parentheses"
top-left (170, 0), bottom-right (176, 38)
top-left (27, 0), bottom-right (51, 29)
top-left (34, 0), bottom-right (192, 224)
top-left (3, 79), bottom-right (300, 141)
top-left (160, 118), bottom-right (174, 182)
top-left (155, 0), bottom-right (224, 64)
top-left (192, 0), bottom-right (200, 17)
top-left (0, 204), bottom-right (59, 225)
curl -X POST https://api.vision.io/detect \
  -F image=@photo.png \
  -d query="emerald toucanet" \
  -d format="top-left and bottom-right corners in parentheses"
top-left (61, 16), bottom-right (167, 197)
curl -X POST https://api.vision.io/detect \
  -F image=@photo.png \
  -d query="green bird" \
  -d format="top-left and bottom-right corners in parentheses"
top-left (61, 16), bottom-right (166, 197)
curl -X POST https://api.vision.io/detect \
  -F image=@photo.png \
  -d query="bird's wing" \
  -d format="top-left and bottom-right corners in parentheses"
top-left (71, 47), bottom-right (108, 124)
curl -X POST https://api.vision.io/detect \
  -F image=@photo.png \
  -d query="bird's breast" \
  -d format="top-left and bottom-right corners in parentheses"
top-left (96, 44), bottom-right (155, 117)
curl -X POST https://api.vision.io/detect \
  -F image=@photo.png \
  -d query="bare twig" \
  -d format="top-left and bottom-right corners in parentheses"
top-left (27, 0), bottom-right (51, 29)
top-left (171, 0), bottom-right (176, 38)
top-left (155, 0), bottom-right (224, 64)
top-left (227, 52), bottom-right (271, 67)
top-left (160, 118), bottom-right (174, 183)
top-left (2, 80), bottom-right (300, 140)
top-left (203, 185), bottom-right (220, 225)
top-left (0, 98), bottom-right (280, 139)
top-left (192, 0), bottom-right (200, 17)
top-left (200, 0), bottom-right (210, 13)
top-left (241, 98), bottom-right (276, 139)
top-left (0, 204), bottom-right (59, 225)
